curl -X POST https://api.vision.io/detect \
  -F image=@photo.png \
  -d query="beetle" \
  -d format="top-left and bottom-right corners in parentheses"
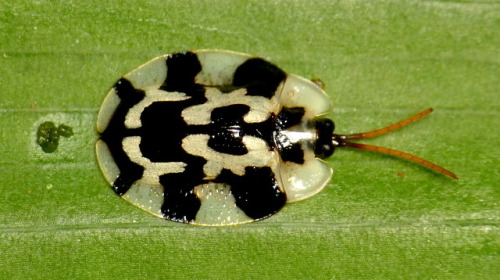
top-left (96, 50), bottom-right (456, 226)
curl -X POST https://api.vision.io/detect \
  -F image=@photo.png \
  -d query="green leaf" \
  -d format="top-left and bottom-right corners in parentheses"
top-left (1, 0), bottom-right (498, 278)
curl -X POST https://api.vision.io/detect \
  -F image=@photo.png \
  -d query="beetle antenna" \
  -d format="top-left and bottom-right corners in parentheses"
top-left (332, 108), bottom-right (458, 179)
top-left (340, 141), bottom-right (457, 179)
top-left (343, 108), bottom-right (433, 139)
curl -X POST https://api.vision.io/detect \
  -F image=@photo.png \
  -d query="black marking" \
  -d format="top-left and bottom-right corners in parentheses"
top-left (205, 104), bottom-right (275, 156)
top-left (233, 58), bottom-right (286, 99)
top-left (114, 79), bottom-right (145, 104)
top-left (140, 100), bottom-right (204, 162)
top-left (275, 107), bottom-right (306, 164)
top-left (278, 141), bottom-right (305, 164)
top-left (160, 161), bottom-right (205, 222)
top-left (208, 105), bottom-right (250, 155)
top-left (275, 107), bottom-right (305, 129)
top-left (162, 52), bottom-right (205, 96)
top-left (100, 78), bottom-right (146, 195)
top-left (314, 118), bottom-right (335, 159)
top-left (216, 167), bottom-right (286, 220)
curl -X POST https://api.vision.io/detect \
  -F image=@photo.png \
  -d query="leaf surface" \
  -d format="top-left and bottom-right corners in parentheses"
top-left (1, 0), bottom-right (498, 278)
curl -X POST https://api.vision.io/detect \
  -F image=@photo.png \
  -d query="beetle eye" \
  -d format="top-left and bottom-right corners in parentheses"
top-left (314, 118), bottom-right (336, 158)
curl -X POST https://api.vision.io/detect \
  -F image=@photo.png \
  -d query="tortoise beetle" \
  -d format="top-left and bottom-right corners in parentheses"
top-left (96, 50), bottom-right (456, 226)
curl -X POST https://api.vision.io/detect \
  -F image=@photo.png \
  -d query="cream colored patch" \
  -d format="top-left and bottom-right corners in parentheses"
top-left (125, 89), bottom-right (190, 129)
top-left (123, 55), bottom-right (168, 90)
top-left (281, 157), bottom-right (333, 203)
top-left (123, 137), bottom-right (186, 185)
top-left (182, 134), bottom-right (274, 178)
top-left (181, 87), bottom-right (274, 125)
top-left (96, 140), bottom-right (120, 185)
top-left (122, 181), bottom-right (165, 217)
top-left (280, 74), bottom-right (333, 117)
top-left (193, 183), bottom-right (253, 225)
top-left (97, 88), bottom-right (121, 133)
top-left (195, 50), bottom-right (249, 86)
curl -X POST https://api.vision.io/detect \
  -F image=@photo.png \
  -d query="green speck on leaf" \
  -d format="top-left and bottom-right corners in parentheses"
top-left (36, 121), bottom-right (74, 153)
top-left (57, 124), bottom-right (74, 138)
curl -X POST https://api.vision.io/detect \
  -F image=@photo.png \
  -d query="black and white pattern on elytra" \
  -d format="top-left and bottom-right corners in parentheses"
top-left (139, 52), bottom-right (209, 222)
top-left (162, 52), bottom-right (205, 95)
top-left (140, 98), bottom-right (208, 222)
top-left (99, 51), bottom-right (291, 223)
top-left (100, 79), bottom-right (146, 195)
top-left (215, 167), bottom-right (286, 220)
top-left (233, 58), bottom-right (287, 99)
